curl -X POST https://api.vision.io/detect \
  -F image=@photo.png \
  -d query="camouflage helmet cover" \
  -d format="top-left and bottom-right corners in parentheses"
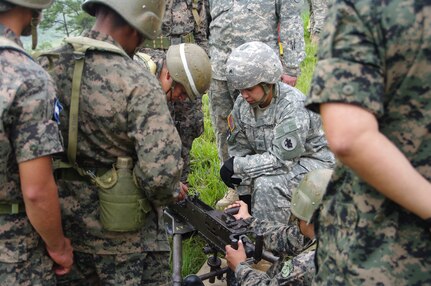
top-left (291, 169), bottom-right (333, 223)
top-left (82, 0), bottom-right (165, 40)
top-left (166, 43), bottom-right (212, 101)
top-left (226, 41), bottom-right (282, 90)
top-left (0, 0), bottom-right (52, 10)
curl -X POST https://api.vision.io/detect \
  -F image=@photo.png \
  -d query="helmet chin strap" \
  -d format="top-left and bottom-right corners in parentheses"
top-left (31, 11), bottom-right (40, 50)
top-left (166, 81), bottom-right (177, 101)
top-left (251, 83), bottom-right (271, 108)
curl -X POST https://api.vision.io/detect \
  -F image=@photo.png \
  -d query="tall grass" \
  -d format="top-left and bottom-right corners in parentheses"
top-left (178, 13), bottom-right (318, 277)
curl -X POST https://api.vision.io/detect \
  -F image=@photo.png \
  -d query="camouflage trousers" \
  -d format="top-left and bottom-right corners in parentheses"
top-left (251, 173), bottom-right (299, 224)
top-left (208, 78), bottom-right (238, 164)
top-left (169, 96), bottom-right (204, 182)
top-left (56, 251), bottom-right (171, 286)
top-left (307, 0), bottom-right (328, 35)
top-left (0, 243), bottom-right (55, 286)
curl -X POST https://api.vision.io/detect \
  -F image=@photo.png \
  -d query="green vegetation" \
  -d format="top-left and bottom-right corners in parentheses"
top-left (181, 15), bottom-right (319, 276)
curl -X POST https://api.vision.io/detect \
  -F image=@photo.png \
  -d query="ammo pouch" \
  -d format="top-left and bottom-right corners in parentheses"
top-left (94, 157), bottom-right (151, 232)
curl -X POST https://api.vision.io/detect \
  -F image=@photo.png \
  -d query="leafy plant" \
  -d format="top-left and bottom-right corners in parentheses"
top-left (40, 0), bottom-right (94, 37)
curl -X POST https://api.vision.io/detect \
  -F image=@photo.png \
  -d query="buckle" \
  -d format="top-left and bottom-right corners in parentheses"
top-left (171, 37), bottom-right (182, 45)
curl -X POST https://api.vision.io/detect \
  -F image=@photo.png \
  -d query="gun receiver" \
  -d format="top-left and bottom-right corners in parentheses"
top-left (165, 194), bottom-right (278, 286)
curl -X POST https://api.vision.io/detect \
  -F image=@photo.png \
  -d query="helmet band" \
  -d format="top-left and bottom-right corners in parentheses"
top-left (179, 43), bottom-right (199, 99)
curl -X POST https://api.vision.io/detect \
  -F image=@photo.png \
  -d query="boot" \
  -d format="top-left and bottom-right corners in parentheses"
top-left (215, 188), bottom-right (239, 210)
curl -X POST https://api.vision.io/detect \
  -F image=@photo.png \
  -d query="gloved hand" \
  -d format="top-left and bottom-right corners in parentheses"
top-left (220, 157), bottom-right (242, 188)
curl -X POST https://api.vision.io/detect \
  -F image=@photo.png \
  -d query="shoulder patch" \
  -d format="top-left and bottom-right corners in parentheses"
top-left (281, 260), bottom-right (293, 278)
top-left (282, 136), bottom-right (297, 151)
top-left (227, 113), bottom-right (235, 132)
top-left (53, 98), bottom-right (63, 124)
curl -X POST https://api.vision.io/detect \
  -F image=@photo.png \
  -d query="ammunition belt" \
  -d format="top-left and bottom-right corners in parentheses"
top-left (0, 202), bottom-right (26, 215)
top-left (142, 33), bottom-right (195, 49)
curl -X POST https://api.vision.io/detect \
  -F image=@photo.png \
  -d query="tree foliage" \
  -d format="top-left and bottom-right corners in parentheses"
top-left (40, 0), bottom-right (94, 37)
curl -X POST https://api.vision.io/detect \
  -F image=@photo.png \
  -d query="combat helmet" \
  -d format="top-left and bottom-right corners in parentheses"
top-left (291, 169), bottom-right (333, 224)
top-left (226, 41), bottom-right (282, 90)
top-left (166, 43), bottom-right (212, 101)
top-left (0, 0), bottom-right (52, 10)
top-left (82, 0), bottom-right (165, 40)
top-left (134, 52), bottom-right (158, 75)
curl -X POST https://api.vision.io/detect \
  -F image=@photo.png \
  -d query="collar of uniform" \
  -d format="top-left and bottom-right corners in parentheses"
top-left (0, 23), bottom-right (24, 47)
top-left (81, 29), bottom-right (124, 52)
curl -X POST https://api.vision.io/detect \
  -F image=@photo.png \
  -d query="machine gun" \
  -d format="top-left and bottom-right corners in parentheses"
top-left (164, 194), bottom-right (279, 286)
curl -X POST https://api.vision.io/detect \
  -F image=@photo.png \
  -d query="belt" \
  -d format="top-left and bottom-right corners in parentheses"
top-left (0, 202), bottom-right (26, 215)
top-left (55, 167), bottom-right (111, 182)
top-left (142, 33), bottom-right (195, 49)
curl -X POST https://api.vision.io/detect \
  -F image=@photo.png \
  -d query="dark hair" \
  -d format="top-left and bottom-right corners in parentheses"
top-left (94, 4), bottom-right (129, 28)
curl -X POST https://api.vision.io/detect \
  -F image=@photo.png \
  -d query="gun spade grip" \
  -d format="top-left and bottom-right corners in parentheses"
top-left (224, 206), bottom-right (240, 215)
top-left (231, 238), bottom-right (239, 250)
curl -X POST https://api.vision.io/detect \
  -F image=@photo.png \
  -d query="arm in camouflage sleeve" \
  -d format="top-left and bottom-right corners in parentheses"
top-left (227, 106), bottom-right (256, 194)
top-left (227, 106), bottom-right (255, 158)
top-left (321, 103), bottom-right (431, 221)
top-left (250, 218), bottom-right (305, 256)
top-left (235, 263), bottom-right (274, 286)
top-left (278, 0), bottom-right (306, 77)
top-left (129, 78), bottom-right (183, 207)
top-left (236, 251), bottom-right (314, 286)
top-left (193, 0), bottom-right (209, 53)
top-left (233, 100), bottom-right (312, 180)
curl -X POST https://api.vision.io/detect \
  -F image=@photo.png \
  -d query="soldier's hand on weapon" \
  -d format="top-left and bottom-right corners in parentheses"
top-left (46, 237), bottom-right (73, 275)
top-left (177, 182), bottom-right (189, 201)
top-left (225, 240), bottom-right (247, 271)
top-left (220, 157), bottom-right (242, 188)
top-left (281, 74), bottom-right (297, 87)
top-left (225, 200), bottom-right (251, 220)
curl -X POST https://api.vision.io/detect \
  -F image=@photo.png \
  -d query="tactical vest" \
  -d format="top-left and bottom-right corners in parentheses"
top-left (47, 36), bottom-right (151, 232)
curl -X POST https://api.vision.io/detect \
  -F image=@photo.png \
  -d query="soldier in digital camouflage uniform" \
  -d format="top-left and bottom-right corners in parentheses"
top-left (38, 0), bottom-right (183, 285)
top-left (306, 0), bottom-right (328, 44)
top-left (205, 0), bottom-right (306, 209)
top-left (306, 0), bottom-right (431, 284)
top-left (220, 41), bottom-right (334, 225)
top-left (0, 0), bottom-right (73, 285)
top-left (135, 44), bottom-right (211, 195)
top-left (139, 0), bottom-right (208, 185)
top-left (225, 169), bottom-right (333, 286)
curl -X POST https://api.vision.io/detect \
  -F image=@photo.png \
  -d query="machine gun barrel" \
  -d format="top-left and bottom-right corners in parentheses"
top-left (165, 194), bottom-right (279, 286)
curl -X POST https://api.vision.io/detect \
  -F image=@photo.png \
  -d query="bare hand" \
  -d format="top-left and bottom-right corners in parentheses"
top-left (281, 74), bottom-right (297, 87)
top-left (225, 200), bottom-right (251, 220)
top-left (46, 237), bottom-right (73, 275)
top-left (177, 182), bottom-right (189, 201)
top-left (225, 240), bottom-right (247, 271)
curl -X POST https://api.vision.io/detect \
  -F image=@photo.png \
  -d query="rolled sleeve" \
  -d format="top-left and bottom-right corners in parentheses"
top-left (306, 1), bottom-right (385, 117)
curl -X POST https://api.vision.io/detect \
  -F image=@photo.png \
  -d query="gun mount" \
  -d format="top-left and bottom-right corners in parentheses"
top-left (165, 194), bottom-right (279, 286)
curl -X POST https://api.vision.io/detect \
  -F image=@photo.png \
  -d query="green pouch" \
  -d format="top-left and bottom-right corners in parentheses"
top-left (95, 158), bottom-right (151, 232)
